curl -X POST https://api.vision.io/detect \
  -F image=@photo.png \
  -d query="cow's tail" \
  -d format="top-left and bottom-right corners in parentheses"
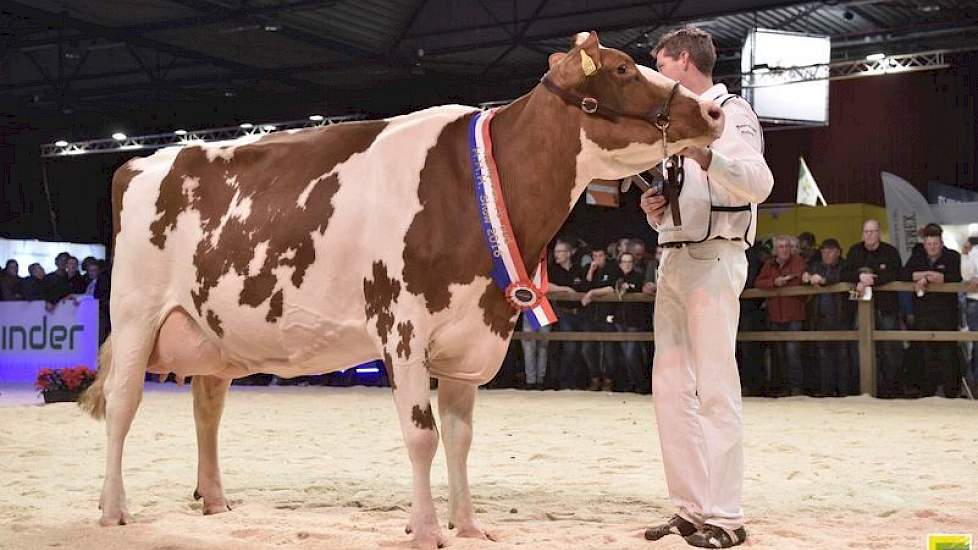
top-left (79, 337), bottom-right (112, 420)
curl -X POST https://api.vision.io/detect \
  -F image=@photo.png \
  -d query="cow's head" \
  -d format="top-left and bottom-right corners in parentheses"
top-left (543, 31), bottom-right (723, 180)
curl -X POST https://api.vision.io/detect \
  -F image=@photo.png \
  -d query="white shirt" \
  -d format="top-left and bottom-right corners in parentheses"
top-left (649, 83), bottom-right (774, 247)
top-left (962, 247), bottom-right (978, 300)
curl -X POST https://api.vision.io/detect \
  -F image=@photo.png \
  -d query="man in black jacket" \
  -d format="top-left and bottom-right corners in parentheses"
top-left (840, 220), bottom-right (904, 397)
top-left (902, 224), bottom-right (963, 397)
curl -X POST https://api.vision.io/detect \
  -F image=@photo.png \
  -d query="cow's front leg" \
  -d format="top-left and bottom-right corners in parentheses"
top-left (392, 361), bottom-right (445, 549)
top-left (192, 375), bottom-right (232, 515)
top-left (437, 378), bottom-right (495, 541)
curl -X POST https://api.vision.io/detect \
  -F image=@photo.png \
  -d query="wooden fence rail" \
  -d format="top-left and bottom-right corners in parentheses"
top-left (511, 282), bottom-right (978, 396)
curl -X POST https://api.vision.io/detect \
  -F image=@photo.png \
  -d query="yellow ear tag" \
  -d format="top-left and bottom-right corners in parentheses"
top-left (580, 49), bottom-right (597, 77)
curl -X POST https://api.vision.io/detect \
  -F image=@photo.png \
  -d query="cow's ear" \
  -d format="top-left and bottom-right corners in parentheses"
top-left (547, 31), bottom-right (602, 88)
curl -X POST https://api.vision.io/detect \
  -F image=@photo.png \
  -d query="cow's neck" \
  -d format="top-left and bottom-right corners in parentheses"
top-left (488, 87), bottom-right (589, 270)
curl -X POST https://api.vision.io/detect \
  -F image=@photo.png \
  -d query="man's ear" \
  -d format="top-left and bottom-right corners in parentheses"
top-left (546, 31), bottom-right (602, 88)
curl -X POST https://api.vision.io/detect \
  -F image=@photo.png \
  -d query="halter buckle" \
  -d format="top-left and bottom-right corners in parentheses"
top-left (581, 97), bottom-right (598, 114)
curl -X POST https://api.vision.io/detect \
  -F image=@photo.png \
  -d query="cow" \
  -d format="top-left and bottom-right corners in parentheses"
top-left (80, 31), bottom-right (723, 548)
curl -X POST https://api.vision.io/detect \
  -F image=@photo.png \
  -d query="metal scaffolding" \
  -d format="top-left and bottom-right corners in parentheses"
top-left (41, 114), bottom-right (365, 158)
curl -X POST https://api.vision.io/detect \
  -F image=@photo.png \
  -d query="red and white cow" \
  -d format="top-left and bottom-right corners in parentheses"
top-left (81, 32), bottom-right (723, 548)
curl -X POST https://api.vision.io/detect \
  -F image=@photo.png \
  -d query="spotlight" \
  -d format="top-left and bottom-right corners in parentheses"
top-left (112, 132), bottom-right (127, 141)
top-left (239, 123), bottom-right (253, 129)
top-left (174, 129), bottom-right (187, 135)
top-left (262, 125), bottom-right (276, 131)
top-left (308, 114), bottom-right (324, 121)
top-left (844, 10), bottom-right (854, 20)
top-left (866, 53), bottom-right (886, 61)
top-left (54, 140), bottom-right (68, 147)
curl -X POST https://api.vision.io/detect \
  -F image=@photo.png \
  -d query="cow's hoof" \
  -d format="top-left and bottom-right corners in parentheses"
top-left (453, 519), bottom-right (496, 541)
top-left (194, 488), bottom-right (231, 515)
top-left (405, 521), bottom-right (446, 549)
top-left (98, 509), bottom-right (133, 526)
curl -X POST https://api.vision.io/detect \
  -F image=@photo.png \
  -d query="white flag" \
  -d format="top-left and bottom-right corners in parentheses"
top-left (796, 157), bottom-right (827, 206)
top-left (881, 171), bottom-right (934, 262)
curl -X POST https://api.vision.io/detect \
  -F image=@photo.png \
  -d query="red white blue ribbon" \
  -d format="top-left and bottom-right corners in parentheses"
top-left (469, 110), bottom-right (557, 330)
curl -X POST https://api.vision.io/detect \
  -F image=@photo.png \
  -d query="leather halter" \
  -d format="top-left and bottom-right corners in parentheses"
top-left (539, 73), bottom-right (685, 225)
top-left (539, 74), bottom-right (681, 127)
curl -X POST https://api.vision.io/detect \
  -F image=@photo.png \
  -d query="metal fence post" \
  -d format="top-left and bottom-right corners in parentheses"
top-left (857, 296), bottom-right (876, 396)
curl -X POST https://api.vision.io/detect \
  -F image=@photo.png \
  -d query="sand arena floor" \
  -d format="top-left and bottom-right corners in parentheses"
top-left (0, 384), bottom-right (976, 549)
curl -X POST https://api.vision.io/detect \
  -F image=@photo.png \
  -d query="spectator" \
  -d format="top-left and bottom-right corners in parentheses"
top-left (902, 224), bottom-right (963, 397)
top-left (22, 263), bottom-right (46, 300)
top-left (1, 259), bottom-right (23, 301)
top-left (755, 235), bottom-right (807, 396)
top-left (804, 238), bottom-right (850, 396)
top-left (580, 246), bottom-right (621, 391)
top-left (614, 238), bottom-right (630, 261)
top-left (81, 256), bottom-right (97, 272)
top-left (737, 243), bottom-right (767, 396)
top-left (789, 235), bottom-right (801, 257)
top-left (627, 238), bottom-right (649, 273)
top-left (841, 219), bottom-right (904, 397)
top-left (613, 252), bottom-right (651, 393)
top-left (798, 231), bottom-right (818, 267)
top-left (547, 238), bottom-right (590, 389)
top-left (94, 260), bottom-right (112, 344)
top-left (42, 252), bottom-right (72, 305)
top-left (963, 235), bottom-right (978, 384)
top-left (66, 256), bottom-right (87, 295)
top-left (84, 259), bottom-right (101, 295)
top-left (642, 245), bottom-right (663, 295)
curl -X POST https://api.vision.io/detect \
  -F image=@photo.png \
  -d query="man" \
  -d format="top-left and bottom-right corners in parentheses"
top-left (755, 235), bottom-right (807, 396)
top-left (902, 224), bottom-right (962, 397)
top-left (797, 232), bottom-right (818, 268)
top-left (547, 238), bottom-right (590, 390)
top-left (804, 238), bottom-right (851, 397)
top-left (640, 26), bottom-right (773, 548)
top-left (581, 246), bottom-right (621, 391)
top-left (841, 220), bottom-right (904, 397)
top-left (963, 235), bottom-right (978, 383)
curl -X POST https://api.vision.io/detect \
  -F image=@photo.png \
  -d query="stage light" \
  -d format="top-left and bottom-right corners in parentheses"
top-left (866, 53), bottom-right (886, 61)
top-left (112, 132), bottom-right (127, 141)
top-left (308, 115), bottom-right (324, 121)
top-left (239, 123), bottom-right (253, 129)
top-left (262, 125), bottom-right (276, 131)
top-left (54, 140), bottom-right (68, 147)
top-left (174, 129), bottom-right (187, 135)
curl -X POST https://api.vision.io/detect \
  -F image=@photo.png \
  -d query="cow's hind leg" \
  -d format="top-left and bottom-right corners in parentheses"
top-left (98, 327), bottom-right (153, 526)
top-left (192, 375), bottom-right (233, 515)
top-left (437, 378), bottom-right (495, 541)
top-left (393, 361), bottom-right (446, 549)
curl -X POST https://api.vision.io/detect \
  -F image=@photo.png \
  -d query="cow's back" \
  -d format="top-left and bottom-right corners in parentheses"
top-left (111, 105), bottom-right (478, 376)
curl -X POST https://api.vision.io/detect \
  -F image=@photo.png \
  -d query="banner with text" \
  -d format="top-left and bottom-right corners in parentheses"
top-left (0, 297), bottom-right (100, 384)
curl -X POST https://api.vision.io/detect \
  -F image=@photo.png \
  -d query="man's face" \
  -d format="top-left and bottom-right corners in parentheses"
top-left (87, 263), bottom-right (100, 279)
top-left (863, 222), bottom-right (881, 247)
top-left (5, 261), bottom-right (17, 277)
top-left (66, 258), bottom-right (79, 274)
top-left (775, 240), bottom-right (792, 261)
top-left (923, 236), bottom-right (943, 258)
top-left (591, 250), bottom-right (606, 268)
top-left (55, 254), bottom-right (67, 270)
top-left (554, 244), bottom-right (573, 264)
top-left (30, 265), bottom-right (44, 279)
top-left (628, 242), bottom-right (645, 257)
top-left (654, 50), bottom-right (686, 84)
top-left (820, 247), bottom-right (840, 265)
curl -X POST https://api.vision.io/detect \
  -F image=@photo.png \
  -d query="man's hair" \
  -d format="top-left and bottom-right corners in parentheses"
top-left (653, 26), bottom-right (717, 75)
top-left (798, 231), bottom-right (816, 245)
top-left (773, 235), bottom-right (792, 247)
top-left (628, 238), bottom-right (646, 248)
top-left (920, 223), bottom-right (943, 238)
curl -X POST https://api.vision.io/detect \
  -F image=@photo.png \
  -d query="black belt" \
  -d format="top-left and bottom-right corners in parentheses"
top-left (661, 237), bottom-right (742, 249)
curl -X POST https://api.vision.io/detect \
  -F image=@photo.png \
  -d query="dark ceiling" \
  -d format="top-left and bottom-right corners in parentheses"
top-left (3, 0), bottom-right (977, 139)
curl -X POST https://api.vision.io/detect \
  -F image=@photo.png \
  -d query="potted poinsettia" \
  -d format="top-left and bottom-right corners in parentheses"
top-left (35, 366), bottom-right (97, 403)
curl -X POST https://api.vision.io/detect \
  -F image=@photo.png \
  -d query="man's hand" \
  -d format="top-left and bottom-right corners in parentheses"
top-left (809, 274), bottom-right (824, 286)
top-left (640, 189), bottom-right (668, 224)
top-left (925, 271), bottom-right (944, 284)
top-left (774, 274), bottom-right (793, 287)
top-left (915, 277), bottom-right (928, 295)
top-left (642, 281), bottom-right (656, 295)
top-left (581, 290), bottom-right (594, 306)
top-left (969, 277), bottom-right (978, 292)
top-left (679, 146), bottom-right (712, 170)
top-left (858, 272), bottom-right (876, 286)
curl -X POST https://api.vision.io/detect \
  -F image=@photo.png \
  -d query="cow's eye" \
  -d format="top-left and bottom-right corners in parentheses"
top-left (617, 64), bottom-right (628, 75)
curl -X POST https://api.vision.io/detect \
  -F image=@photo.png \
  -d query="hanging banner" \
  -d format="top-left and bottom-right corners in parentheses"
top-left (881, 171), bottom-right (935, 262)
top-left (0, 296), bottom-right (100, 384)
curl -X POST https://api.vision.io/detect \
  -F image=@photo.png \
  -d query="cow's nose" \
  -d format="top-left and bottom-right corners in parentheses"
top-left (706, 103), bottom-right (722, 121)
top-left (702, 100), bottom-right (724, 137)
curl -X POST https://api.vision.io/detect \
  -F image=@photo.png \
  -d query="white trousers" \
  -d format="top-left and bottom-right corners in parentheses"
top-left (652, 239), bottom-right (747, 530)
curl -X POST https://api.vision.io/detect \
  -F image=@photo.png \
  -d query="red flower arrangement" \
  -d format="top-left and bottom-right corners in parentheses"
top-left (35, 366), bottom-right (97, 394)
